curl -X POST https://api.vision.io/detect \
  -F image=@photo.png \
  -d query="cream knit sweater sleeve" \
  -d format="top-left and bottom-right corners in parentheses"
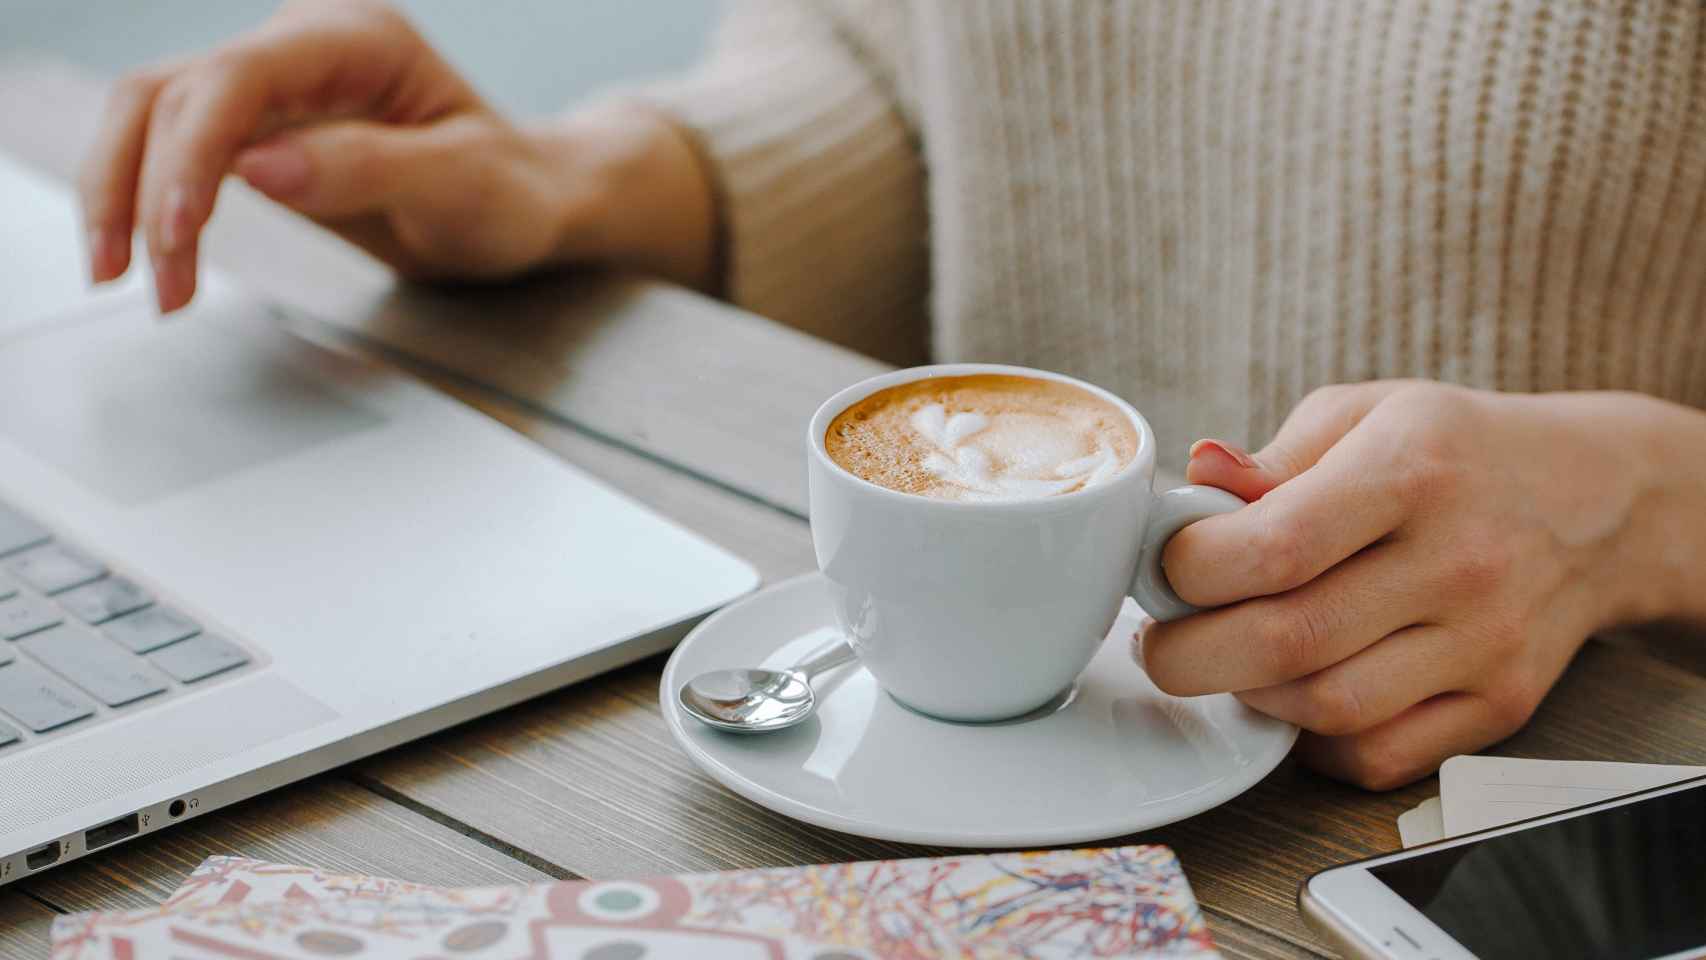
top-left (643, 0), bottom-right (929, 366)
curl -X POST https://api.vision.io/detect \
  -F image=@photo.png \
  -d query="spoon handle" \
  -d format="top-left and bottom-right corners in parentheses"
top-left (795, 637), bottom-right (857, 681)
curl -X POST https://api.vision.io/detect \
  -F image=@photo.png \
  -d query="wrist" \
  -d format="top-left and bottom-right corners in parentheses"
top-left (1577, 393), bottom-right (1706, 627)
top-left (524, 100), bottom-right (717, 291)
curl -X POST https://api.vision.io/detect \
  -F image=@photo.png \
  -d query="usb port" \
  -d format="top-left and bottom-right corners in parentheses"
top-left (83, 814), bottom-right (138, 850)
top-left (24, 842), bottom-right (60, 870)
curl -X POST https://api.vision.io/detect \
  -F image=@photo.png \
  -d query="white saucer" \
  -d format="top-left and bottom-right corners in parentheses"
top-left (661, 573), bottom-right (1297, 848)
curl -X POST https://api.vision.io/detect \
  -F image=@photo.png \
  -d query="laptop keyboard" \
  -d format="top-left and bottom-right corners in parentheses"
top-left (0, 499), bottom-right (252, 751)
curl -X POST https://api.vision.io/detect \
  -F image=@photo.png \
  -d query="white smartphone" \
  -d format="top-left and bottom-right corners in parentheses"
top-left (1299, 773), bottom-right (1706, 959)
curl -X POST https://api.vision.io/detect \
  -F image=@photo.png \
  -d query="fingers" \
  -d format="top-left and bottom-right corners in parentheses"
top-left (1183, 381), bottom-right (1427, 503)
top-left (234, 121), bottom-right (433, 220)
top-left (1297, 691), bottom-right (1523, 791)
top-left (76, 66), bottom-right (174, 283)
top-left (1184, 439), bottom-right (1287, 502)
top-left (1164, 413), bottom-right (1413, 607)
top-left (78, 5), bottom-right (462, 311)
top-left (1166, 384), bottom-right (1424, 607)
top-left (1254, 381), bottom-right (1422, 481)
top-left (129, 45), bottom-right (311, 310)
top-left (1232, 625), bottom-right (1470, 735)
top-left (1141, 542), bottom-right (1434, 695)
top-left (137, 61), bottom-right (276, 310)
top-left (234, 118), bottom-right (508, 280)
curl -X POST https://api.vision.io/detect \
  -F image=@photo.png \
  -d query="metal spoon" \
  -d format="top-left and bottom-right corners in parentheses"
top-left (679, 637), bottom-right (857, 733)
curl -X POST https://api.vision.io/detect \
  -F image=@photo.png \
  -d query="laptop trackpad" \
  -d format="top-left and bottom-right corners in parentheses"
top-left (0, 294), bottom-right (384, 506)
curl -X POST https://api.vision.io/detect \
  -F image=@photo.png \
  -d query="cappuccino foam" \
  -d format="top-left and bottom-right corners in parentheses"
top-left (824, 374), bottom-right (1139, 502)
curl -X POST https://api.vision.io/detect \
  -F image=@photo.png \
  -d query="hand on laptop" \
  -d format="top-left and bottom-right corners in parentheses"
top-left (78, 0), bottom-right (716, 313)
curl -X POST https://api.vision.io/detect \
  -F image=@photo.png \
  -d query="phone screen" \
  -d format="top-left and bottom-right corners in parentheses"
top-left (1368, 780), bottom-right (1706, 959)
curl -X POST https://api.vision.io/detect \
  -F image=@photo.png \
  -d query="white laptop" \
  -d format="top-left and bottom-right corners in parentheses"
top-left (0, 152), bottom-right (758, 884)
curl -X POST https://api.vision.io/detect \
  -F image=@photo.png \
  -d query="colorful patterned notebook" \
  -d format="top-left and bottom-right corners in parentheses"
top-left (51, 847), bottom-right (1218, 959)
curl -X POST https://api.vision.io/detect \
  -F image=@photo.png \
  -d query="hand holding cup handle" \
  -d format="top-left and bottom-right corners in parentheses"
top-left (809, 362), bottom-right (1256, 722)
top-left (1131, 485), bottom-right (1249, 622)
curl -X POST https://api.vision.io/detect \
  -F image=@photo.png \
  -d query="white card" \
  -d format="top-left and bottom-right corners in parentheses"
top-left (1396, 796), bottom-right (1444, 848)
top-left (1438, 755), bottom-right (1706, 837)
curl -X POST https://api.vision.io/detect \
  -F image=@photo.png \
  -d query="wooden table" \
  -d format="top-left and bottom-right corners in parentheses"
top-left (7, 56), bottom-right (1706, 959)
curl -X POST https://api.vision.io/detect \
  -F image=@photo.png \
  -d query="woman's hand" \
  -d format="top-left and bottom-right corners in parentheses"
top-left (1140, 381), bottom-right (1706, 789)
top-left (79, 0), bottom-right (715, 312)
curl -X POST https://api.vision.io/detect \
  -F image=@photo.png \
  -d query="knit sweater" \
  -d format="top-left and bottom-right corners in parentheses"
top-left (648, 1), bottom-right (1706, 472)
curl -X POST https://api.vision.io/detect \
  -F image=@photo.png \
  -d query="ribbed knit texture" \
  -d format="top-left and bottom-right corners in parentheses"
top-left (643, 0), bottom-right (930, 365)
top-left (652, 1), bottom-right (1706, 473)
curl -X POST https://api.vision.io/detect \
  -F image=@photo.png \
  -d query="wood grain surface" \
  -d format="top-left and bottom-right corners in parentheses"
top-left (5, 55), bottom-right (1706, 960)
top-left (0, 893), bottom-right (55, 959)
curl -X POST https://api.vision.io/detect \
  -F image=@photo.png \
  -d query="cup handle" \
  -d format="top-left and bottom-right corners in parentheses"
top-left (1131, 484), bottom-right (1249, 622)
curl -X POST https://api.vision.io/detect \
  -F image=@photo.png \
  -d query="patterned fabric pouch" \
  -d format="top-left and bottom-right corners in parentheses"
top-left (51, 845), bottom-right (1219, 958)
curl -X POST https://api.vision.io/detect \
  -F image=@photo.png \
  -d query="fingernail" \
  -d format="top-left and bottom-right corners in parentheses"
top-left (234, 141), bottom-right (310, 197)
top-left (160, 184), bottom-right (199, 251)
top-left (1189, 438), bottom-right (1257, 469)
top-left (150, 252), bottom-right (191, 312)
top-left (87, 227), bottom-right (121, 282)
top-left (1131, 617), bottom-right (1158, 666)
top-left (150, 252), bottom-right (174, 310)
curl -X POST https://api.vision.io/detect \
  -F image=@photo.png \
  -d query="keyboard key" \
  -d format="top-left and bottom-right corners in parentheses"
top-left (0, 593), bottom-right (62, 639)
top-left (0, 643), bottom-right (11, 667)
top-left (58, 577), bottom-right (151, 624)
top-left (150, 634), bottom-right (249, 683)
top-left (20, 623), bottom-right (166, 707)
top-left (0, 717), bottom-right (18, 747)
top-left (0, 660), bottom-right (94, 731)
top-left (5, 544), bottom-right (105, 595)
top-left (103, 606), bottom-right (199, 654)
top-left (0, 503), bottom-right (49, 557)
top-left (0, 574), bottom-right (17, 601)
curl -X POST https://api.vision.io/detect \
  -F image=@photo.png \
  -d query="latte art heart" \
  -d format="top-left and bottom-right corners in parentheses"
top-left (825, 374), bottom-right (1139, 502)
top-left (911, 404), bottom-right (1122, 501)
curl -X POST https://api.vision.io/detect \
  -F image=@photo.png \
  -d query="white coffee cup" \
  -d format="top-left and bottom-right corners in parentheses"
top-left (807, 363), bottom-right (1246, 722)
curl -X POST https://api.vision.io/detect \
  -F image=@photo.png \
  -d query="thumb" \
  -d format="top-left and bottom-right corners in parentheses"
top-left (1185, 381), bottom-right (1413, 500)
top-left (233, 120), bottom-right (437, 219)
